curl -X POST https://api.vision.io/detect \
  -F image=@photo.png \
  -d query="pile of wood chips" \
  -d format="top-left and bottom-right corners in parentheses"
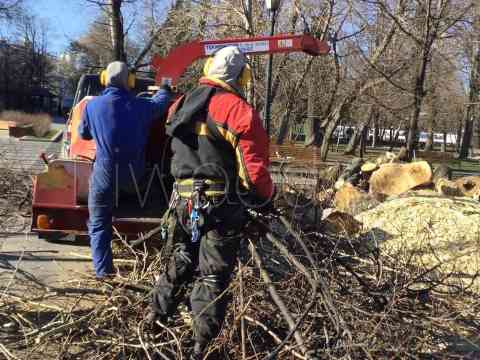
top-left (321, 148), bottom-right (480, 291)
top-left (356, 190), bottom-right (480, 291)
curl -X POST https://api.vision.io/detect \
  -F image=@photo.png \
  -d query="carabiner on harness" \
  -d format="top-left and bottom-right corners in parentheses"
top-left (189, 181), bottom-right (210, 244)
top-left (191, 207), bottom-right (201, 243)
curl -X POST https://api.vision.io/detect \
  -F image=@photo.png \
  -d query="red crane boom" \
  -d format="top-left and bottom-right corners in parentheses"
top-left (152, 33), bottom-right (330, 86)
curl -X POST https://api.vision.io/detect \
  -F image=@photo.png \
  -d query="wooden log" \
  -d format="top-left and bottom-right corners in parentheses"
top-left (322, 210), bottom-right (363, 236)
top-left (432, 164), bottom-right (452, 182)
top-left (435, 178), bottom-right (463, 197)
top-left (432, 164), bottom-right (461, 197)
top-left (318, 164), bottom-right (342, 188)
top-left (369, 161), bottom-right (433, 196)
top-left (455, 176), bottom-right (480, 200)
top-left (334, 183), bottom-right (380, 215)
top-left (360, 162), bottom-right (378, 173)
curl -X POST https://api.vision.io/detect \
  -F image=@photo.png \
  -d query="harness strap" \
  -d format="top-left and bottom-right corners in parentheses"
top-left (165, 86), bottom-right (217, 138)
top-left (175, 179), bottom-right (226, 198)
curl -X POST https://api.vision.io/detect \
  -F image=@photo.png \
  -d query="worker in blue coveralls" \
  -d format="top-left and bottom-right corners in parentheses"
top-left (78, 61), bottom-right (172, 279)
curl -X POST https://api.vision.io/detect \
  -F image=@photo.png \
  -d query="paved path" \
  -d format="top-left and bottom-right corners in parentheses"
top-left (0, 233), bottom-right (92, 289)
top-left (0, 124), bottom-right (62, 174)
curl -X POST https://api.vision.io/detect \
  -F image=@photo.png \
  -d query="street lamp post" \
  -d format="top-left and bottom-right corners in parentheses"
top-left (264, 0), bottom-right (280, 136)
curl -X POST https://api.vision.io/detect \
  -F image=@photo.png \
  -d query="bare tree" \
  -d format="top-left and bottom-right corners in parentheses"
top-left (377, 0), bottom-right (470, 159)
top-left (110, 0), bottom-right (126, 61)
top-left (423, 68), bottom-right (437, 151)
top-left (460, 1), bottom-right (480, 158)
top-left (0, 0), bottom-right (22, 20)
top-left (0, 13), bottom-right (54, 112)
top-left (316, 0), bottom-right (402, 161)
top-left (86, 0), bottom-right (128, 62)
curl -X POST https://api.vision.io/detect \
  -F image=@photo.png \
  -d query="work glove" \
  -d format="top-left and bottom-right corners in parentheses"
top-left (257, 199), bottom-right (275, 214)
top-left (160, 83), bottom-right (172, 93)
top-left (243, 187), bottom-right (277, 214)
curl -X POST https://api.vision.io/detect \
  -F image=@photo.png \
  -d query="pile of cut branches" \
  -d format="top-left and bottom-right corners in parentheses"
top-left (1, 195), bottom-right (479, 360)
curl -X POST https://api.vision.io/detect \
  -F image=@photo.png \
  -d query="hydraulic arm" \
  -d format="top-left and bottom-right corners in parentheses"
top-left (152, 33), bottom-right (330, 86)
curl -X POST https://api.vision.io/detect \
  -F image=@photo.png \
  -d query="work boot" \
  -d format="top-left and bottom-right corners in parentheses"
top-left (189, 342), bottom-right (205, 360)
top-left (144, 310), bottom-right (169, 329)
top-left (145, 310), bottom-right (159, 325)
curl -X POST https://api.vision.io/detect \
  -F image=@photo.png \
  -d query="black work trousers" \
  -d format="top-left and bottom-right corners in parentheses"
top-left (151, 196), bottom-right (245, 347)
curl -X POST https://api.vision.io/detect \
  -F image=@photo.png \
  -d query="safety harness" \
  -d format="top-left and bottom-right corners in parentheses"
top-left (166, 85), bottom-right (228, 244)
top-left (172, 179), bottom-right (223, 243)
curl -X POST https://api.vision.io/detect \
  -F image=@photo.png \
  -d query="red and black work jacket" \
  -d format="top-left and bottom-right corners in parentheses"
top-left (165, 78), bottom-right (274, 200)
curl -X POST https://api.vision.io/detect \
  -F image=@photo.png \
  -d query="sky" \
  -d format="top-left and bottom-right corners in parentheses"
top-left (20, 0), bottom-right (168, 55)
top-left (30, 0), bottom-right (99, 55)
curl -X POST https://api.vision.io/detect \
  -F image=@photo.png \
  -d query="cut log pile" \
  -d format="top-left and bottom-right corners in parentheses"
top-left (321, 147), bottom-right (480, 292)
top-left (327, 147), bottom-right (480, 214)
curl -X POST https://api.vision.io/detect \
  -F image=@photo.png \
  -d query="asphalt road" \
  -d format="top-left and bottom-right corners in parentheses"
top-left (0, 233), bottom-right (93, 289)
top-left (0, 116), bottom-right (91, 288)
top-left (0, 120), bottom-right (64, 174)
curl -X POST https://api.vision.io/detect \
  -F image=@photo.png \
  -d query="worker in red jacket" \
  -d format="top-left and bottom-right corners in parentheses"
top-left (147, 46), bottom-right (274, 359)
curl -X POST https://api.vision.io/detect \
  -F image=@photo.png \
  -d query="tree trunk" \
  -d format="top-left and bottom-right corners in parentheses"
top-left (344, 127), bottom-right (361, 155)
top-left (359, 125), bottom-right (368, 158)
top-left (305, 78), bottom-right (322, 146)
top-left (320, 105), bottom-right (348, 160)
top-left (407, 85), bottom-right (423, 156)
top-left (424, 76), bottom-right (437, 151)
top-left (460, 84), bottom-right (480, 159)
top-left (406, 0), bottom-right (435, 160)
top-left (407, 54), bottom-right (430, 158)
top-left (372, 113), bottom-right (379, 147)
top-left (424, 110), bottom-right (435, 151)
top-left (276, 112), bottom-right (291, 144)
top-left (456, 120), bottom-right (462, 152)
top-left (344, 106), bottom-right (373, 155)
top-left (460, 113), bottom-right (474, 158)
top-left (110, 0), bottom-right (126, 62)
top-left (424, 128), bottom-right (434, 151)
top-left (459, 2), bottom-right (480, 158)
top-left (441, 131), bottom-right (446, 152)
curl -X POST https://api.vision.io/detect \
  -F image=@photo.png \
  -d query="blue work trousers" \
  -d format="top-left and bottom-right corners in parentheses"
top-left (88, 163), bottom-right (115, 278)
top-left (88, 162), bottom-right (147, 277)
top-left (88, 161), bottom-right (147, 277)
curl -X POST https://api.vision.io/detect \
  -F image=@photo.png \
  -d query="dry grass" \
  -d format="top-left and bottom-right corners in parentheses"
top-left (0, 110), bottom-right (52, 137)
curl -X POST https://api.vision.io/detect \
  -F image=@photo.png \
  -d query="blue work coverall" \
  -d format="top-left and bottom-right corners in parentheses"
top-left (78, 86), bottom-right (171, 277)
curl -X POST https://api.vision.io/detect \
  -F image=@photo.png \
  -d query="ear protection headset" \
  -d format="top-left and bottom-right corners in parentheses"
top-left (203, 57), bottom-right (214, 77)
top-left (237, 63), bottom-right (252, 88)
top-left (203, 57), bottom-right (252, 88)
top-left (100, 70), bottom-right (136, 89)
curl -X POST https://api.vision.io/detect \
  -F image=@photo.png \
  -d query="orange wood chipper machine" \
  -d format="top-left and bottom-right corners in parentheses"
top-left (31, 33), bottom-right (329, 241)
